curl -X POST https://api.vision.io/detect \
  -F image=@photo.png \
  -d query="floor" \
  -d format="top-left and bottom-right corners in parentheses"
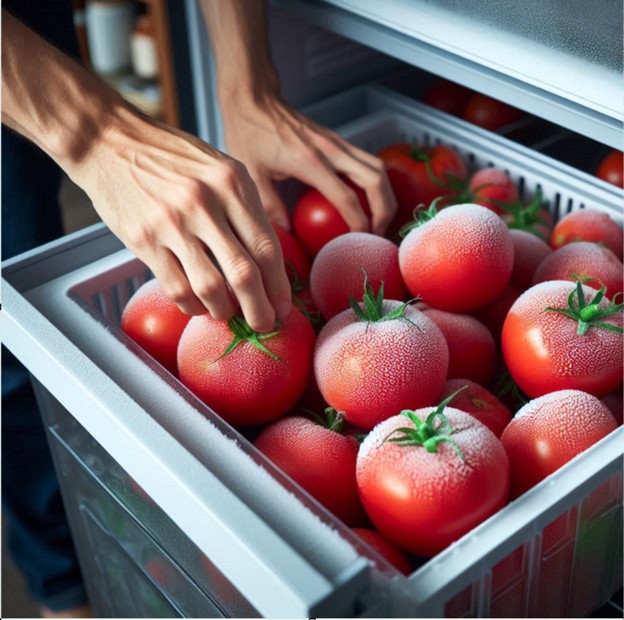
top-left (2, 176), bottom-right (98, 619)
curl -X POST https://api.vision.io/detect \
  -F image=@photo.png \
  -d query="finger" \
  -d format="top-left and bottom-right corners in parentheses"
top-left (253, 172), bottom-right (291, 231)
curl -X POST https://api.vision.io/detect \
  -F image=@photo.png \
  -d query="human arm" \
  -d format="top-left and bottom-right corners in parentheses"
top-left (2, 9), bottom-right (291, 332)
top-left (200, 0), bottom-right (397, 233)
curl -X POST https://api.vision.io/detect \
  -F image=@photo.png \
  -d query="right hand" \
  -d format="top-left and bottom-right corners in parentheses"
top-left (66, 107), bottom-right (292, 333)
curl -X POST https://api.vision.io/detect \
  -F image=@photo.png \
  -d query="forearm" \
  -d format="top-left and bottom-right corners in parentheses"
top-left (2, 9), bottom-right (129, 168)
top-left (199, 0), bottom-right (278, 106)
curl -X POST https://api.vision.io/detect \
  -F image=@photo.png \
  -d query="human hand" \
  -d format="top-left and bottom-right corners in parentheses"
top-left (66, 108), bottom-right (292, 333)
top-left (220, 94), bottom-right (398, 234)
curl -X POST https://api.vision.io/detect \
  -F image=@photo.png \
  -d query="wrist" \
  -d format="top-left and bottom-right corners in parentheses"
top-left (217, 62), bottom-right (280, 113)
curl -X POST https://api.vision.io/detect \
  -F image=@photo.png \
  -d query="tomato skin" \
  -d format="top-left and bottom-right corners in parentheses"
top-left (254, 416), bottom-right (366, 525)
top-left (422, 308), bottom-right (497, 387)
top-left (501, 281), bottom-right (623, 398)
top-left (378, 143), bottom-right (467, 233)
top-left (500, 390), bottom-right (617, 498)
top-left (551, 210), bottom-right (623, 260)
top-left (471, 283), bottom-right (522, 344)
top-left (356, 407), bottom-right (509, 557)
top-left (293, 181), bottom-right (370, 257)
top-left (595, 150), bottom-right (624, 188)
top-left (310, 232), bottom-right (406, 320)
top-left (314, 302), bottom-right (448, 430)
top-left (177, 307), bottom-right (316, 425)
top-left (532, 242), bottom-right (623, 300)
top-left (272, 223), bottom-right (311, 283)
top-left (399, 204), bottom-right (514, 312)
top-left (602, 390), bottom-right (623, 426)
top-left (509, 229), bottom-right (553, 292)
top-left (440, 379), bottom-right (512, 438)
top-left (463, 94), bottom-right (524, 131)
top-left (468, 168), bottom-right (519, 215)
top-left (120, 279), bottom-right (191, 375)
top-left (351, 528), bottom-right (412, 575)
top-left (423, 79), bottom-right (474, 117)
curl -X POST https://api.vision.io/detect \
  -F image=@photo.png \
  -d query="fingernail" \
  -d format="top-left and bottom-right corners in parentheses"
top-left (275, 301), bottom-right (292, 320)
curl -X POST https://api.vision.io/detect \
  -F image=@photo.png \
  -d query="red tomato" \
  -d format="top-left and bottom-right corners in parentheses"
top-left (601, 390), bottom-right (623, 426)
top-left (292, 180), bottom-right (371, 257)
top-left (120, 279), bottom-right (191, 375)
top-left (422, 308), bottom-right (497, 387)
top-left (399, 204), bottom-right (514, 312)
top-left (509, 229), bottom-right (553, 292)
top-left (500, 390), bottom-right (617, 498)
top-left (314, 292), bottom-right (448, 430)
top-left (467, 168), bottom-right (519, 215)
top-left (439, 379), bottom-right (512, 438)
top-left (378, 143), bottom-right (467, 234)
top-left (471, 283), bottom-right (522, 344)
top-left (254, 411), bottom-right (366, 525)
top-left (272, 223), bottom-right (311, 283)
top-left (532, 242), bottom-right (623, 300)
top-left (356, 402), bottom-right (509, 557)
top-left (351, 528), bottom-right (412, 575)
top-left (551, 210), bottom-right (623, 260)
top-left (463, 94), bottom-right (524, 131)
top-left (595, 150), bottom-right (623, 188)
top-left (310, 232), bottom-right (406, 320)
top-left (177, 308), bottom-right (315, 425)
top-left (502, 281), bottom-right (623, 398)
top-left (423, 79), bottom-right (473, 117)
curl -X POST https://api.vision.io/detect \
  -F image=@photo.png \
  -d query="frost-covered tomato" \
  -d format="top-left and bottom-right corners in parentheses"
top-left (178, 308), bottom-right (315, 425)
top-left (356, 395), bottom-right (509, 557)
top-left (310, 232), bottom-right (405, 320)
top-left (502, 281), bottom-right (623, 398)
top-left (501, 390), bottom-right (618, 497)
top-left (467, 168), bottom-right (519, 214)
top-left (509, 229), bottom-right (553, 292)
top-left (471, 283), bottom-right (522, 344)
top-left (120, 278), bottom-right (191, 375)
top-left (314, 286), bottom-right (448, 430)
top-left (532, 241), bottom-right (623, 300)
top-left (550, 210), bottom-right (623, 260)
top-left (399, 203), bottom-right (514, 312)
top-left (254, 410), bottom-right (366, 525)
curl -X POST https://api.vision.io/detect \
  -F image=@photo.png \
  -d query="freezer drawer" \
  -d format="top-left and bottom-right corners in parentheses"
top-left (3, 86), bottom-right (622, 618)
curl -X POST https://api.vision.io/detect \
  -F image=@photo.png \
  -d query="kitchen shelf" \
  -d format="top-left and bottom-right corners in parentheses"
top-left (270, 0), bottom-right (622, 149)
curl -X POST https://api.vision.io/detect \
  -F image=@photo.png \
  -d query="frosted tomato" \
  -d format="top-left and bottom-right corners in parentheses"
top-left (501, 390), bottom-right (618, 498)
top-left (254, 409), bottom-right (366, 525)
top-left (314, 284), bottom-right (448, 430)
top-left (466, 167), bottom-right (519, 215)
top-left (399, 203), bottom-right (514, 312)
top-left (356, 392), bottom-right (510, 557)
top-left (177, 307), bottom-right (315, 425)
top-left (508, 229), bottom-right (553, 292)
top-left (310, 232), bottom-right (406, 320)
top-left (502, 281), bottom-right (623, 398)
top-left (120, 278), bottom-right (191, 375)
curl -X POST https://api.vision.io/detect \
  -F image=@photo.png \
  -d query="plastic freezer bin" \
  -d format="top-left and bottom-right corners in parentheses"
top-left (2, 86), bottom-right (622, 618)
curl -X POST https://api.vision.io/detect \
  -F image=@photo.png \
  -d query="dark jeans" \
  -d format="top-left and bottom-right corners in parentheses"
top-left (2, 0), bottom-right (87, 611)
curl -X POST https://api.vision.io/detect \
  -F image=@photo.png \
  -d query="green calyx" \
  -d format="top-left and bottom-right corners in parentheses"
top-left (544, 282), bottom-right (624, 336)
top-left (348, 273), bottom-right (419, 327)
top-left (382, 386), bottom-right (468, 461)
top-left (308, 407), bottom-right (346, 433)
top-left (501, 187), bottom-right (551, 241)
top-left (398, 199), bottom-right (443, 238)
top-left (214, 315), bottom-right (282, 363)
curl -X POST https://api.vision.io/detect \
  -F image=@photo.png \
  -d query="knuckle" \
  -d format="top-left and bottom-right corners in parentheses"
top-left (164, 281), bottom-right (193, 306)
top-left (254, 235), bottom-right (281, 267)
top-left (216, 160), bottom-right (246, 191)
top-left (194, 277), bottom-right (223, 303)
top-left (126, 225), bottom-right (154, 250)
top-left (179, 178), bottom-right (205, 206)
top-left (228, 260), bottom-right (259, 291)
top-left (297, 146), bottom-right (321, 168)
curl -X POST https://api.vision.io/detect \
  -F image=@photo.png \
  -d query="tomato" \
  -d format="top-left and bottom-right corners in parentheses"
top-left (314, 285), bottom-right (448, 430)
top-left (356, 397), bottom-right (509, 557)
top-left (500, 187), bottom-right (554, 242)
top-left (309, 232), bottom-right (406, 320)
top-left (423, 79), bottom-right (474, 117)
top-left (500, 390), bottom-right (617, 498)
top-left (351, 528), bottom-right (412, 575)
top-left (532, 241), bottom-right (623, 300)
top-left (602, 390), bottom-right (623, 426)
top-left (471, 283), bottom-right (522, 344)
top-left (177, 307), bottom-right (315, 425)
top-left (120, 279), bottom-right (191, 375)
top-left (551, 210), bottom-right (623, 260)
top-left (501, 281), bottom-right (623, 398)
top-left (422, 308), bottom-right (497, 387)
top-left (463, 94), bottom-right (524, 131)
top-left (439, 379), bottom-right (512, 438)
top-left (509, 229), bottom-right (553, 292)
top-left (292, 179), bottom-right (371, 257)
top-left (466, 167), bottom-right (519, 215)
top-left (595, 150), bottom-right (623, 188)
top-left (254, 410), bottom-right (366, 525)
top-left (272, 223), bottom-right (311, 283)
top-left (378, 143), bottom-right (467, 235)
top-left (399, 203), bottom-right (514, 312)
